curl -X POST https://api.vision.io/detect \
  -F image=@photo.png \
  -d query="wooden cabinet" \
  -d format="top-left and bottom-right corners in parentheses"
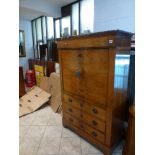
top-left (57, 30), bottom-right (133, 155)
top-left (123, 105), bottom-right (135, 155)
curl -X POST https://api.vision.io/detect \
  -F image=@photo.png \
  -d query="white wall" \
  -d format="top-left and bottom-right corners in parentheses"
top-left (19, 19), bottom-right (34, 76)
top-left (94, 0), bottom-right (135, 33)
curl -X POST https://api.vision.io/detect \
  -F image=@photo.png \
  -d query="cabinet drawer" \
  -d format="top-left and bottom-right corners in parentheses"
top-left (57, 35), bottom-right (115, 49)
top-left (63, 102), bottom-right (106, 134)
top-left (64, 113), bottom-right (105, 144)
top-left (63, 94), bottom-right (83, 109)
top-left (80, 111), bottom-right (106, 134)
top-left (64, 94), bottom-right (107, 121)
top-left (83, 104), bottom-right (107, 121)
top-left (63, 103), bottom-right (80, 118)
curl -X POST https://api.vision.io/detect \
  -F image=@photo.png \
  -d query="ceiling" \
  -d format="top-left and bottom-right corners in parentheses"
top-left (19, 0), bottom-right (76, 20)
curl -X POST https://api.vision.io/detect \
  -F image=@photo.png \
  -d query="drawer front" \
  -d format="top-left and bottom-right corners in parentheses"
top-left (63, 94), bottom-right (83, 109)
top-left (63, 102), bottom-right (106, 134)
top-left (80, 111), bottom-right (106, 134)
top-left (57, 35), bottom-right (115, 49)
top-left (63, 103), bottom-right (80, 118)
top-left (63, 94), bottom-right (107, 121)
top-left (64, 113), bottom-right (105, 144)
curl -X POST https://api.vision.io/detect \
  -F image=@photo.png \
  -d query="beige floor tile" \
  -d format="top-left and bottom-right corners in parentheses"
top-left (36, 106), bottom-right (53, 117)
top-left (32, 115), bottom-right (50, 125)
top-left (81, 138), bottom-right (102, 154)
top-left (25, 126), bottom-right (46, 138)
top-left (43, 126), bottom-right (62, 138)
top-left (20, 137), bottom-right (41, 155)
top-left (37, 137), bottom-right (61, 155)
top-left (53, 113), bottom-right (63, 126)
top-left (19, 126), bottom-right (30, 138)
top-left (59, 137), bottom-right (81, 155)
top-left (19, 113), bottom-right (36, 126)
top-left (47, 114), bottom-right (57, 126)
top-left (62, 127), bottom-right (79, 138)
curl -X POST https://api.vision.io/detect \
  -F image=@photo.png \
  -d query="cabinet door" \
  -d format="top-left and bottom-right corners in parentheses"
top-left (83, 49), bottom-right (109, 107)
top-left (60, 50), bottom-right (84, 96)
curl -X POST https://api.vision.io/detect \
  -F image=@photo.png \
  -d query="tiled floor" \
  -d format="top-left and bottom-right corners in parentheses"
top-left (19, 105), bottom-right (124, 155)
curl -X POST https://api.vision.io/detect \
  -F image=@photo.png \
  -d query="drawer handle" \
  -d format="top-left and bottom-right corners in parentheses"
top-left (68, 98), bottom-right (72, 103)
top-left (68, 108), bottom-right (73, 113)
top-left (92, 131), bottom-right (97, 137)
top-left (78, 53), bottom-right (82, 57)
top-left (92, 108), bottom-right (98, 114)
top-left (92, 120), bottom-right (98, 126)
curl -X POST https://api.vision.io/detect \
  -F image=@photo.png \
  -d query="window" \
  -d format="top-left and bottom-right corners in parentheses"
top-left (32, 16), bottom-right (54, 59)
top-left (36, 18), bottom-right (42, 41)
top-left (114, 55), bottom-right (130, 89)
top-left (72, 3), bottom-right (79, 35)
top-left (80, 0), bottom-right (94, 34)
top-left (55, 19), bottom-right (60, 38)
top-left (42, 16), bottom-right (47, 43)
top-left (47, 17), bottom-right (54, 39)
top-left (61, 16), bottom-right (71, 37)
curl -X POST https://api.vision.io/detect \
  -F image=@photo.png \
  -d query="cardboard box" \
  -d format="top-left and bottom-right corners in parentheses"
top-left (19, 86), bottom-right (51, 117)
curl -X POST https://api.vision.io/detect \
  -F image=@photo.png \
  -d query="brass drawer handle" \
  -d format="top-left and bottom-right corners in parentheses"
top-left (92, 108), bottom-right (98, 114)
top-left (92, 131), bottom-right (97, 137)
top-left (92, 120), bottom-right (98, 126)
top-left (68, 98), bottom-right (72, 103)
top-left (68, 108), bottom-right (73, 113)
top-left (78, 53), bottom-right (83, 57)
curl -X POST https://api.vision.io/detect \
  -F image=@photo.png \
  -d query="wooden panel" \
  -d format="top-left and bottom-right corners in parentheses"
top-left (83, 49), bottom-right (109, 107)
top-left (60, 51), bottom-right (84, 96)
top-left (58, 35), bottom-right (115, 48)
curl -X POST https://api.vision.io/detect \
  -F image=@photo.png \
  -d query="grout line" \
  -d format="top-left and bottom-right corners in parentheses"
top-left (35, 125), bottom-right (47, 155)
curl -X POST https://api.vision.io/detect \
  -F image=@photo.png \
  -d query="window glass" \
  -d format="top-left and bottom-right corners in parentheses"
top-left (72, 3), bottom-right (79, 35)
top-left (42, 16), bottom-right (47, 43)
top-left (80, 0), bottom-right (94, 34)
top-left (114, 55), bottom-right (130, 89)
top-left (47, 17), bottom-right (54, 39)
top-left (55, 19), bottom-right (60, 38)
top-left (61, 16), bottom-right (71, 37)
top-left (36, 18), bottom-right (42, 40)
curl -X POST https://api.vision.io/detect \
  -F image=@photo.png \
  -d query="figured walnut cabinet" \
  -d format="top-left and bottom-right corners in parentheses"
top-left (57, 30), bottom-right (133, 155)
